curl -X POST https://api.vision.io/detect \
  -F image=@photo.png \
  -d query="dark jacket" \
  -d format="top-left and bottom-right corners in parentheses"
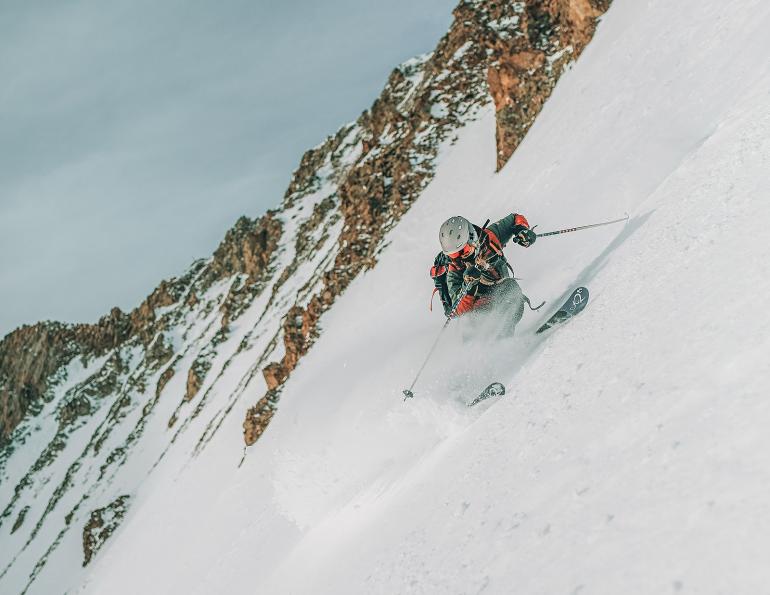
top-left (445, 213), bottom-right (531, 314)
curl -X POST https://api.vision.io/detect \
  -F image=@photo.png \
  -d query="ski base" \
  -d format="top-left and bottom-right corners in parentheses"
top-left (535, 286), bottom-right (589, 334)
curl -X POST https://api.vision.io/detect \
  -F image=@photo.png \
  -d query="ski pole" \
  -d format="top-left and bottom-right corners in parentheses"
top-left (402, 318), bottom-right (450, 401)
top-left (402, 282), bottom-right (474, 400)
top-left (403, 219), bottom-right (495, 401)
top-left (536, 214), bottom-right (629, 238)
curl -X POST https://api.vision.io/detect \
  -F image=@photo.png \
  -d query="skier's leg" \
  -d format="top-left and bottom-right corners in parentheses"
top-left (509, 279), bottom-right (525, 327)
top-left (492, 278), bottom-right (524, 338)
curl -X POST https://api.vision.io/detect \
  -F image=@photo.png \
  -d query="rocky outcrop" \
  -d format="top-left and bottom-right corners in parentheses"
top-left (484, 0), bottom-right (611, 168)
top-left (260, 305), bottom-right (317, 392)
top-left (243, 391), bottom-right (279, 446)
top-left (1, 323), bottom-right (80, 444)
top-left (184, 356), bottom-right (212, 401)
top-left (0, 210), bottom-right (285, 444)
top-left (204, 213), bottom-right (283, 288)
top-left (82, 495), bottom-right (130, 566)
top-left (0, 277), bottom-right (188, 444)
top-left (155, 365), bottom-right (176, 399)
top-left (214, 214), bottom-right (284, 329)
top-left (11, 506), bottom-right (29, 534)
top-left (57, 395), bottom-right (92, 428)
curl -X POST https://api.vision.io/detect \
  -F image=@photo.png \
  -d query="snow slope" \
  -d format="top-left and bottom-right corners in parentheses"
top-left (79, 0), bottom-right (770, 593)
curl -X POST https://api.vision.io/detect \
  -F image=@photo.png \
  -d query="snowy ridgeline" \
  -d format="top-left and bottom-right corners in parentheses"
top-left (7, 0), bottom-right (770, 593)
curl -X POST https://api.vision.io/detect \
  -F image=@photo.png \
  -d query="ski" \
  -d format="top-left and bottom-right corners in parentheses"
top-left (468, 382), bottom-right (505, 407)
top-left (535, 286), bottom-right (589, 334)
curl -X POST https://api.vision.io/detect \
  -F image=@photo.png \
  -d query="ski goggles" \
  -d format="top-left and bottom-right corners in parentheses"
top-left (448, 243), bottom-right (476, 259)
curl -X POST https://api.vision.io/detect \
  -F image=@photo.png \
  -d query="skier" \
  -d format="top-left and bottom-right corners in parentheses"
top-left (430, 214), bottom-right (537, 334)
top-left (407, 212), bottom-right (624, 400)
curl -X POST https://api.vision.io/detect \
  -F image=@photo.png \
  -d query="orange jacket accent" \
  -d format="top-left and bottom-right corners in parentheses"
top-left (454, 294), bottom-right (476, 316)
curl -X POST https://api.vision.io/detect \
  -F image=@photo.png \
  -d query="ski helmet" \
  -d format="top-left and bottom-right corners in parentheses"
top-left (439, 216), bottom-right (478, 256)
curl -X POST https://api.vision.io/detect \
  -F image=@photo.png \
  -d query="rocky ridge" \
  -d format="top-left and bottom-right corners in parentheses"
top-left (0, 1), bottom-right (611, 591)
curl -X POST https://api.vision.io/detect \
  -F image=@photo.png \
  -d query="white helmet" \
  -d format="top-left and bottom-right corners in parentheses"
top-left (439, 216), bottom-right (478, 256)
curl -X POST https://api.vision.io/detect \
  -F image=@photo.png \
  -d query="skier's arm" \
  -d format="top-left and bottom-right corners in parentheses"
top-left (446, 265), bottom-right (465, 304)
top-left (430, 252), bottom-right (452, 316)
top-left (488, 213), bottom-right (535, 247)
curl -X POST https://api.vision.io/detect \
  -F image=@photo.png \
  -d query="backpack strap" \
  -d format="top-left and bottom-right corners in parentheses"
top-left (430, 263), bottom-right (447, 278)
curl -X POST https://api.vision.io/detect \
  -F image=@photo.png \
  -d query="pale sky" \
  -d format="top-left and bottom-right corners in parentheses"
top-left (0, 0), bottom-right (456, 337)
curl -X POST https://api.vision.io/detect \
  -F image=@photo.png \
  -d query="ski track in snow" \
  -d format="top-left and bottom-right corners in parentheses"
top-left (6, 0), bottom-right (770, 593)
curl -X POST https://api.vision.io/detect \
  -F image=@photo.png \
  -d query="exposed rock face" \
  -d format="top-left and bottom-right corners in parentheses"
top-left (57, 395), bottom-right (92, 428)
top-left (156, 365), bottom-right (176, 399)
top-left (205, 214), bottom-right (283, 286)
top-left (483, 0), bottom-right (611, 168)
top-left (11, 506), bottom-right (29, 534)
top-left (0, 278), bottom-right (186, 445)
top-left (205, 213), bottom-right (284, 331)
top-left (0, 211), bottom-right (291, 589)
top-left (242, 391), bottom-right (279, 446)
top-left (0, 323), bottom-right (80, 444)
top-left (0, 209), bottom-right (284, 443)
top-left (261, 305), bottom-right (315, 392)
top-left (82, 495), bottom-right (130, 566)
top-left (185, 356), bottom-right (212, 401)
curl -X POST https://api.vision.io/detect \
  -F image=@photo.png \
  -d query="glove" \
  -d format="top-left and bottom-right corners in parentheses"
top-left (515, 227), bottom-right (537, 247)
top-left (463, 265), bottom-right (483, 286)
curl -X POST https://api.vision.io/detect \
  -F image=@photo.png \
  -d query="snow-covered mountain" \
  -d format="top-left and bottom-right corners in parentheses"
top-left (3, 0), bottom-right (770, 593)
